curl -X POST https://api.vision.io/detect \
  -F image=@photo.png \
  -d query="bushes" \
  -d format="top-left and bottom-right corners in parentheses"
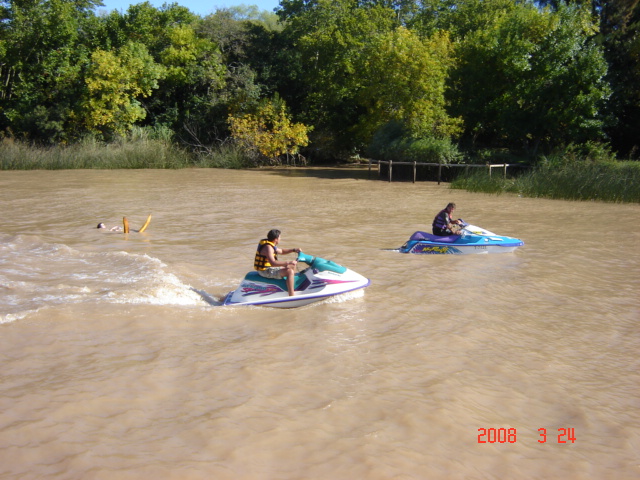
top-left (452, 159), bottom-right (640, 203)
top-left (367, 121), bottom-right (461, 164)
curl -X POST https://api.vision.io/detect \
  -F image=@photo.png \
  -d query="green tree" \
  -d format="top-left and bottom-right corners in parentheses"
top-left (280, 0), bottom-right (396, 156)
top-left (355, 27), bottom-right (462, 144)
top-left (151, 23), bottom-right (226, 142)
top-left (0, 0), bottom-right (100, 142)
top-left (92, 4), bottom-right (230, 144)
top-left (96, 1), bottom-right (198, 53)
top-left (598, 0), bottom-right (640, 157)
top-left (448, 2), bottom-right (610, 154)
top-left (411, 0), bottom-right (517, 38)
top-left (82, 41), bottom-right (165, 137)
top-left (196, 6), bottom-right (280, 135)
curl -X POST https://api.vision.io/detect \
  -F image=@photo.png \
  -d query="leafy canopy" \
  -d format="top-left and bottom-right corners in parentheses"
top-left (82, 41), bottom-right (165, 137)
top-left (228, 97), bottom-right (311, 162)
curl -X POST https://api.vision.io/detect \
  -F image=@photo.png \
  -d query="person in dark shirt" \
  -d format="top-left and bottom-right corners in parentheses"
top-left (432, 203), bottom-right (463, 236)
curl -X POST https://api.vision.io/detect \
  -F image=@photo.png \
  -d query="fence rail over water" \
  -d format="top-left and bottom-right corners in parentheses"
top-left (368, 159), bottom-right (515, 184)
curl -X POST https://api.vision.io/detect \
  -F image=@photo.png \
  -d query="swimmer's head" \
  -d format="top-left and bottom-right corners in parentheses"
top-left (97, 223), bottom-right (106, 229)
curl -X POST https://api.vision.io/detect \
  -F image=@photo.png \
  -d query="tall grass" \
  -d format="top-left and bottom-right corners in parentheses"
top-left (192, 142), bottom-right (257, 169)
top-left (0, 134), bottom-right (193, 170)
top-left (452, 160), bottom-right (640, 203)
top-left (0, 131), bottom-right (257, 170)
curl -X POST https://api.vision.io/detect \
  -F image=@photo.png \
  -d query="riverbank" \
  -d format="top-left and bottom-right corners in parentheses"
top-left (2, 139), bottom-right (638, 203)
top-left (450, 160), bottom-right (640, 203)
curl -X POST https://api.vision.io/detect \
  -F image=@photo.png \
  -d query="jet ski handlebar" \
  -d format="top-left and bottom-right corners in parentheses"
top-left (296, 252), bottom-right (316, 265)
top-left (296, 252), bottom-right (347, 274)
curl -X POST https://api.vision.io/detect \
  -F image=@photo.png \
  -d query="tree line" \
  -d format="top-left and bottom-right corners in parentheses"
top-left (1, 0), bottom-right (639, 165)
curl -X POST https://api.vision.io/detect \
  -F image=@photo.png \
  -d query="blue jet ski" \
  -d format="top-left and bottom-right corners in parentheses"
top-left (397, 221), bottom-right (524, 254)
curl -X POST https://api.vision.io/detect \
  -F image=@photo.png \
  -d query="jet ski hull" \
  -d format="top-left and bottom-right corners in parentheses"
top-left (398, 224), bottom-right (524, 255)
top-left (223, 254), bottom-right (370, 308)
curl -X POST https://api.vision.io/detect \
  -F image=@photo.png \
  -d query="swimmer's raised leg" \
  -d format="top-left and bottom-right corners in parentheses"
top-left (138, 214), bottom-right (152, 233)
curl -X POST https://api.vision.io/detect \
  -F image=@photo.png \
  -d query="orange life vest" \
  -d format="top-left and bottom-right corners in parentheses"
top-left (254, 239), bottom-right (277, 270)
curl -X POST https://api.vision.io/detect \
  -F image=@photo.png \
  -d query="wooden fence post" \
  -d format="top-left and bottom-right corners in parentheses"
top-left (388, 160), bottom-right (393, 182)
top-left (413, 161), bottom-right (417, 183)
top-left (437, 163), bottom-right (442, 185)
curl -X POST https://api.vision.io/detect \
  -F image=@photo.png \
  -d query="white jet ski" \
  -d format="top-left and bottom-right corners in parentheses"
top-left (223, 252), bottom-right (370, 308)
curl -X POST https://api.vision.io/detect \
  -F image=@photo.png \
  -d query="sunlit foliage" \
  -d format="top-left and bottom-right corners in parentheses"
top-left (228, 97), bottom-right (311, 163)
top-left (82, 42), bottom-right (165, 137)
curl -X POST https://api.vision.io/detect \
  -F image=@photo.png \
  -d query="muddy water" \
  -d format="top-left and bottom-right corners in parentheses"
top-left (1, 168), bottom-right (639, 479)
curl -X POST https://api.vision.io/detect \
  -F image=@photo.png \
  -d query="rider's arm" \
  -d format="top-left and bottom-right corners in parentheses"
top-left (265, 245), bottom-right (296, 267)
top-left (277, 247), bottom-right (300, 255)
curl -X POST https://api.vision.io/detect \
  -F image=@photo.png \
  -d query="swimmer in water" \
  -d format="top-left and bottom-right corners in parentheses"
top-left (97, 215), bottom-right (149, 233)
top-left (97, 223), bottom-right (122, 232)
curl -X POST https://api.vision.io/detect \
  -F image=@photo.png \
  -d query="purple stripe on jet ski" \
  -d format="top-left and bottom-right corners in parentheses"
top-left (409, 231), bottom-right (460, 243)
top-left (309, 278), bottom-right (359, 290)
top-left (240, 283), bottom-right (285, 297)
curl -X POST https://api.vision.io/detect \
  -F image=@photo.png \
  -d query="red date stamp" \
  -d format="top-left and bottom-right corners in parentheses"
top-left (477, 427), bottom-right (576, 444)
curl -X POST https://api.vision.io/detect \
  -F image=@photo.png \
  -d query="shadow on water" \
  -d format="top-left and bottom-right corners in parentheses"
top-left (259, 165), bottom-right (374, 181)
top-left (261, 165), bottom-right (452, 183)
